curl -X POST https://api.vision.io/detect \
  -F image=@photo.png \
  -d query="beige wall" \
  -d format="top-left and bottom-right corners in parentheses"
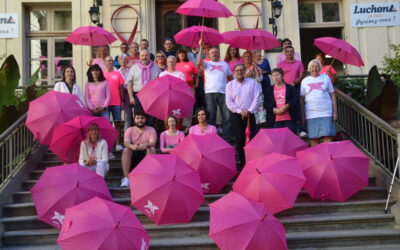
top-left (0, 0), bottom-right (399, 87)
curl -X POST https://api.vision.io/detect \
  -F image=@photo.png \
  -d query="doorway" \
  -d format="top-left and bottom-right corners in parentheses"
top-left (299, 27), bottom-right (343, 75)
top-left (155, 0), bottom-right (217, 51)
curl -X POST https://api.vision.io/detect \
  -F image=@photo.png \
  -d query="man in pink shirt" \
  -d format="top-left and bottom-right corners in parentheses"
top-left (276, 38), bottom-right (302, 65)
top-left (103, 56), bottom-right (124, 122)
top-left (120, 111), bottom-right (157, 187)
top-left (226, 64), bottom-right (260, 167)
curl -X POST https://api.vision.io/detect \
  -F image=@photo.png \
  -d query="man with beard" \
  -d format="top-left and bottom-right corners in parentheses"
top-left (120, 111), bottom-right (157, 187)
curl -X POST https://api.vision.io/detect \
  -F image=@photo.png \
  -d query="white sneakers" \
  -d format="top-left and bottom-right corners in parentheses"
top-left (116, 144), bottom-right (124, 151)
top-left (120, 177), bottom-right (130, 187)
top-left (299, 131), bottom-right (308, 138)
top-left (108, 152), bottom-right (116, 159)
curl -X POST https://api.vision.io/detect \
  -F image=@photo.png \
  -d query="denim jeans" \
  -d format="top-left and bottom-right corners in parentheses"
top-left (205, 92), bottom-right (231, 141)
top-left (108, 105), bottom-right (121, 121)
top-left (93, 109), bottom-right (110, 120)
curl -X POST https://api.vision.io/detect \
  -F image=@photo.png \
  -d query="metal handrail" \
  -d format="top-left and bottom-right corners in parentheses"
top-left (335, 87), bottom-right (399, 181)
top-left (0, 113), bottom-right (37, 189)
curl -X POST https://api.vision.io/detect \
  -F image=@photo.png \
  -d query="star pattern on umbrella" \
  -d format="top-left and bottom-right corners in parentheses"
top-left (201, 183), bottom-right (210, 192)
top-left (51, 211), bottom-right (65, 227)
top-left (144, 200), bottom-right (159, 215)
top-left (172, 108), bottom-right (182, 117)
top-left (141, 237), bottom-right (148, 250)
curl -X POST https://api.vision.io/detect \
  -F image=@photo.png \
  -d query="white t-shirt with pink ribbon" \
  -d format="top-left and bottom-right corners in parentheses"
top-left (300, 74), bottom-right (334, 119)
top-left (204, 61), bottom-right (232, 94)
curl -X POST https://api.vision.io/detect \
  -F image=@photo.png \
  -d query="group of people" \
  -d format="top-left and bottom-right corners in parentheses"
top-left (53, 37), bottom-right (338, 187)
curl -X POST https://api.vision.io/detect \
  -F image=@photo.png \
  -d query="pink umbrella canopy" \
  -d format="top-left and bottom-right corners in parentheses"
top-left (233, 153), bottom-right (306, 214)
top-left (57, 197), bottom-right (149, 250)
top-left (49, 115), bottom-right (118, 163)
top-left (30, 163), bottom-right (112, 229)
top-left (174, 25), bottom-right (223, 48)
top-left (223, 29), bottom-right (280, 51)
top-left (65, 26), bottom-right (117, 46)
top-left (129, 154), bottom-right (204, 225)
top-left (171, 134), bottom-right (237, 194)
top-left (244, 128), bottom-right (308, 163)
top-left (209, 191), bottom-right (288, 250)
top-left (26, 91), bottom-right (90, 145)
top-left (137, 74), bottom-right (195, 120)
top-left (296, 140), bottom-right (370, 201)
top-left (176, 0), bottom-right (233, 18)
top-left (313, 37), bottom-right (365, 67)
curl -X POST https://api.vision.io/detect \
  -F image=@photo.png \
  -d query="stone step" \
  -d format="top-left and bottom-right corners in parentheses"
top-left (3, 197), bottom-right (393, 219)
top-left (3, 227), bottom-right (400, 248)
top-left (1, 211), bottom-right (394, 234)
top-left (12, 186), bottom-right (387, 204)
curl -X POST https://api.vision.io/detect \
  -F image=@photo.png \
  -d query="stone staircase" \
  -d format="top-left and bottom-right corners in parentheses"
top-left (1, 152), bottom-right (400, 249)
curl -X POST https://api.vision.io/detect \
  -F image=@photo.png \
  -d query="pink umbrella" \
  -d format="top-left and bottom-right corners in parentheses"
top-left (244, 128), bottom-right (308, 163)
top-left (65, 26), bottom-right (117, 46)
top-left (57, 197), bottom-right (150, 250)
top-left (129, 154), bottom-right (204, 225)
top-left (223, 29), bottom-right (280, 51)
top-left (176, 0), bottom-right (233, 18)
top-left (49, 115), bottom-right (118, 163)
top-left (233, 153), bottom-right (306, 214)
top-left (296, 140), bottom-right (369, 201)
top-left (209, 191), bottom-right (287, 250)
top-left (171, 134), bottom-right (236, 194)
top-left (137, 74), bottom-right (195, 120)
top-left (314, 37), bottom-right (364, 67)
top-left (26, 91), bottom-right (90, 145)
top-left (174, 26), bottom-right (223, 48)
top-left (30, 163), bottom-right (112, 229)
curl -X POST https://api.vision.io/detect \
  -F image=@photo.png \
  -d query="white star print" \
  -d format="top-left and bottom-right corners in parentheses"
top-left (171, 108), bottom-right (182, 117)
top-left (141, 237), bottom-right (148, 250)
top-left (51, 211), bottom-right (65, 227)
top-left (144, 200), bottom-right (159, 215)
top-left (201, 183), bottom-right (210, 192)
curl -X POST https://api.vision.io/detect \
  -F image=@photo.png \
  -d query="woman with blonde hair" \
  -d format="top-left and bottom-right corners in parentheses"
top-left (90, 45), bottom-right (109, 70)
top-left (79, 123), bottom-right (109, 178)
top-left (155, 50), bottom-right (167, 71)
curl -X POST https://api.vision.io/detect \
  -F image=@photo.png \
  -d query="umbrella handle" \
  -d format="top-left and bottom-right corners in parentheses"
top-left (329, 48), bottom-right (341, 67)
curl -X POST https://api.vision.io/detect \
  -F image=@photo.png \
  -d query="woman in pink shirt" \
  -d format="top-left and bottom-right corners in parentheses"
top-left (84, 64), bottom-right (111, 119)
top-left (189, 107), bottom-right (217, 135)
top-left (224, 46), bottom-right (244, 73)
top-left (160, 116), bottom-right (185, 153)
top-left (315, 53), bottom-right (337, 84)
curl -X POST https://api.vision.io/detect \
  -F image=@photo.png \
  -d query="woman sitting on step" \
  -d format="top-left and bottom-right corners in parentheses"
top-left (79, 123), bottom-right (109, 178)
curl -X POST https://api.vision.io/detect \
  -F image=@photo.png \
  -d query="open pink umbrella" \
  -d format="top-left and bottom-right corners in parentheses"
top-left (26, 91), bottom-right (90, 145)
top-left (30, 163), bottom-right (112, 229)
top-left (244, 128), bottom-right (308, 163)
top-left (233, 153), bottom-right (306, 214)
top-left (174, 26), bottom-right (223, 48)
top-left (171, 133), bottom-right (236, 194)
top-left (129, 154), bottom-right (204, 225)
top-left (296, 140), bottom-right (369, 201)
top-left (137, 74), bottom-right (195, 120)
top-left (65, 26), bottom-right (117, 46)
top-left (57, 197), bottom-right (150, 250)
top-left (176, 0), bottom-right (233, 18)
top-left (49, 115), bottom-right (118, 163)
top-left (223, 29), bottom-right (280, 51)
top-left (314, 37), bottom-right (364, 67)
top-left (209, 191), bottom-right (287, 250)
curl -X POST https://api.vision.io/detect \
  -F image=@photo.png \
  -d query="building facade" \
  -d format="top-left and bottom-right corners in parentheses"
top-left (0, 0), bottom-right (399, 88)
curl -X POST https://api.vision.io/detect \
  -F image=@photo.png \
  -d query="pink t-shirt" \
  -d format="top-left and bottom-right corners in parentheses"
top-left (92, 58), bottom-right (106, 71)
top-left (176, 61), bottom-right (198, 87)
top-left (124, 126), bottom-right (157, 146)
top-left (188, 124), bottom-right (217, 135)
top-left (277, 60), bottom-right (304, 85)
top-left (160, 130), bottom-right (185, 153)
top-left (273, 85), bottom-right (291, 121)
top-left (84, 81), bottom-right (110, 110)
top-left (320, 65), bottom-right (337, 83)
top-left (227, 58), bottom-right (244, 72)
top-left (103, 70), bottom-right (124, 106)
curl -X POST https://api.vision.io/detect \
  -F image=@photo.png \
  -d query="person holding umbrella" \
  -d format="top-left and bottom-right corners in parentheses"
top-left (300, 59), bottom-right (337, 146)
top-left (189, 107), bottom-right (217, 135)
top-left (120, 111), bottom-right (157, 187)
top-left (160, 115), bottom-right (185, 153)
top-left (54, 66), bottom-right (84, 103)
top-left (225, 64), bottom-right (260, 167)
top-left (78, 123), bottom-right (109, 178)
top-left (84, 64), bottom-right (111, 119)
top-left (315, 53), bottom-right (337, 84)
top-left (90, 45), bottom-right (109, 71)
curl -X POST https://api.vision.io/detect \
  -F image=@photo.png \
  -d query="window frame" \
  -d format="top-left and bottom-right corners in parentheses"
top-left (298, 0), bottom-right (344, 28)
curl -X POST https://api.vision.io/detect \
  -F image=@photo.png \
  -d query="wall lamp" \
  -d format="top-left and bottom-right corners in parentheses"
top-left (89, 0), bottom-right (103, 27)
top-left (268, 0), bottom-right (283, 36)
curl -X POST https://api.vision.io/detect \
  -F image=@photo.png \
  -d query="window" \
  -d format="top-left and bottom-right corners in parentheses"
top-left (26, 7), bottom-right (72, 85)
top-left (298, 1), bottom-right (342, 27)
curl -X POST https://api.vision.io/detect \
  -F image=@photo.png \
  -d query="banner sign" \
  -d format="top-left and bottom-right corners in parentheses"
top-left (0, 14), bottom-right (18, 38)
top-left (351, 2), bottom-right (400, 28)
